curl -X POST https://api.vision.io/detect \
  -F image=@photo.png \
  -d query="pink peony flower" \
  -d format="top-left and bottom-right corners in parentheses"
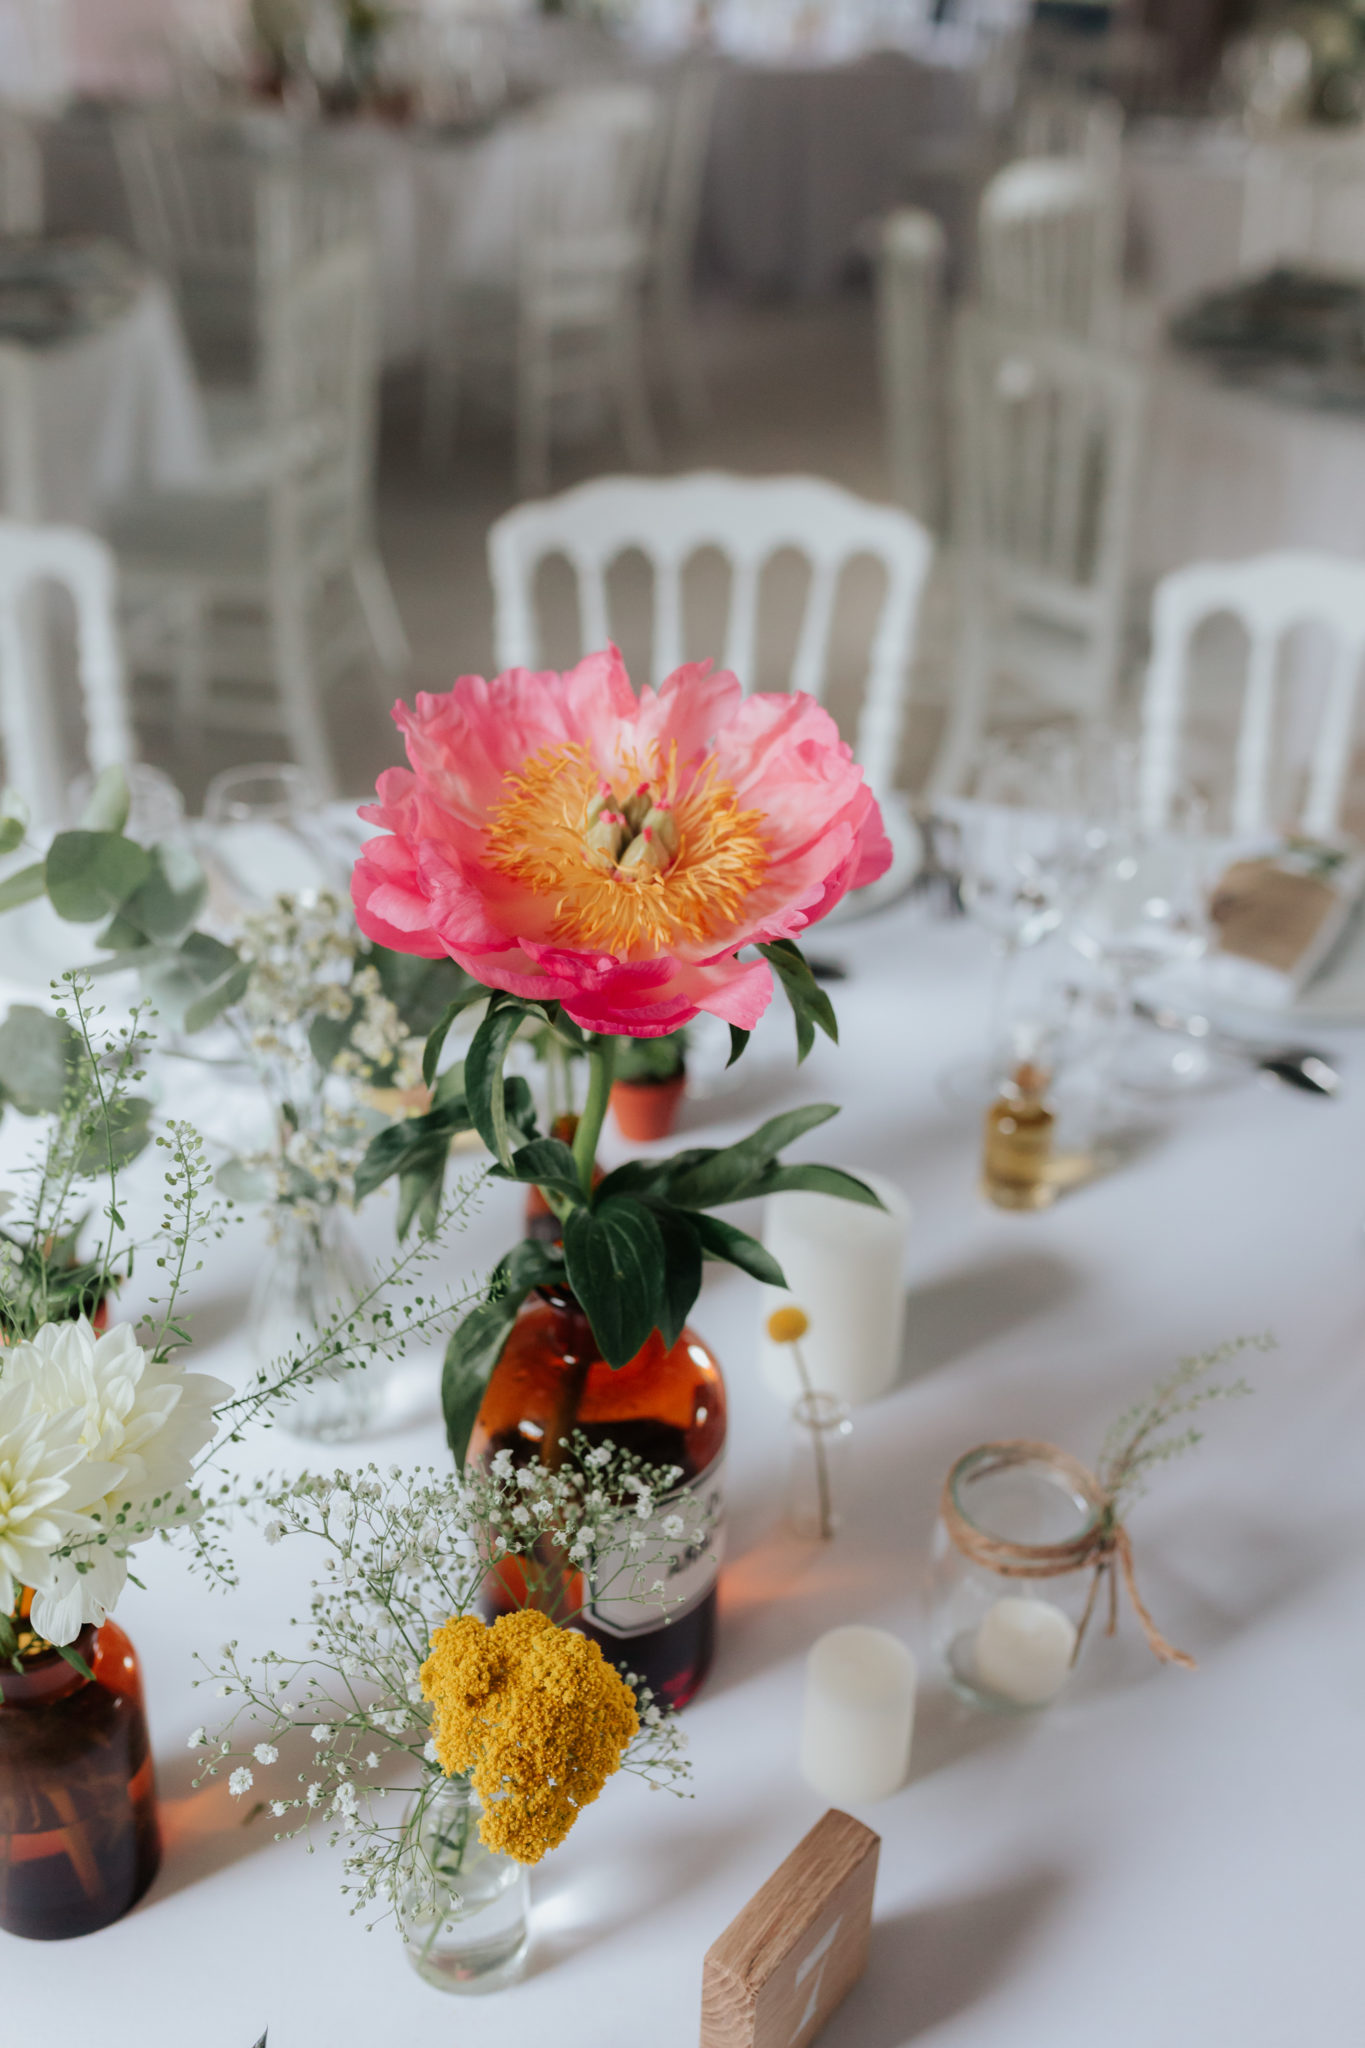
top-left (352, 649), bottom-right (891, 1037)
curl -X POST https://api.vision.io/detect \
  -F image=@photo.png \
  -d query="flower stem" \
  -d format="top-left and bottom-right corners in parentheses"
top-left (571, 1037), bottom-right (616, 1199)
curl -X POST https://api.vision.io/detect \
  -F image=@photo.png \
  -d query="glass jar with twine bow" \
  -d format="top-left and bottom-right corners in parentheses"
top-left (932, 1339), bottom-right (1266, 1713)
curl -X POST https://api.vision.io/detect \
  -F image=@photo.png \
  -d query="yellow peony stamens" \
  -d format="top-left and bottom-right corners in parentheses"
top-left (483, 741), bottom-right (769, 960)
top-left (767, 1306), bottom-right (810, 1344)
top-left (419, 1609), bottom-right (639, 1864)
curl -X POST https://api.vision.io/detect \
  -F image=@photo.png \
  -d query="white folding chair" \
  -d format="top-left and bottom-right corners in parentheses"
top-left (978, 154), bottom-right (1123, 342)
top-left (1012, 86), bottom-right (1124, 178)
top-left (0, 521), bottom-right (133, 828)
top-left (875, 207), bottom-right (946, 530)
top-left (488, 471), bottom-right (934, 909)
top-left (424, 85), bottom-right (660, 495)
top-left (1140, 552), bottom-right (1365, 839)
top-left (107, 237), bottom-right (405, 795)
top-left (934, 312), bottom-right (1145, 798)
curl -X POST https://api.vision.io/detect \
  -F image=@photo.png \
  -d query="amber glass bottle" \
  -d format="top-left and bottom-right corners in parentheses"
top-left (0, 1618), bottom-right (161, 1940)
top-left (467, 1282), bottom-right (727, 1709)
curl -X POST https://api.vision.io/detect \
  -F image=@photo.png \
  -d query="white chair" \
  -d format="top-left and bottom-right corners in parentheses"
top-left (424, 86), bottom-right (660, 495)
top-left (105, 238), bottom-right (404, 795)
top-left (0, 521), bottom-right (133, 828)
top-left (489, 472), bottom-right (934, 908)
top-left (875, 207), bottom-right (947, 530)
top-left (977, 153), bottom-right (1123, 342)
top-left (1140, 552), bottom-right (1365, 839)
top-left (645, 63), bottom-right (718, 429)
top-left (934, 313), bottom-right (1145, 798)
top-left (1012, 86), bottom-right (1124, 177)
top-left (0, 102), bottom-right (42, 232)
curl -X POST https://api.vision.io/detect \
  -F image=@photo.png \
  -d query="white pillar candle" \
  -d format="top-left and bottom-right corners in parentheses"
top-left (800, 1625), bottom-right (917, 1804)
top-left (758, 1171), bottom-right (911, 1407)
top-left (973, 1596), bottom-right (1077, 1708)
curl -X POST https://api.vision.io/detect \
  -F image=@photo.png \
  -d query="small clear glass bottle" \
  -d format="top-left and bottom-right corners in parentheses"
top-left (249, 1205), bottom-right (388, 1441)
top-left (981, 1061), bottom-right (1057, 1211)
top-left (398, 1778), bottom-right (530, 1994)
top-left (933, 1448), bottom-right (1099, 1712)
top-left (787, 1391), bottom-right (853, 1541)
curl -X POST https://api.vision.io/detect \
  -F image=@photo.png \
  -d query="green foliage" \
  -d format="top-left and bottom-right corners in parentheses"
top-left (440, 1239), bottom-right (564, 1463)
top-left (1097, 1335), bottom-right (1270, 1513)
top-left (757, 939), bottom-right (839, 1064)
top-left (0, 1006), bottom-right (80, 1115)
top-left (613, 1028), bottom-right (688, 1086)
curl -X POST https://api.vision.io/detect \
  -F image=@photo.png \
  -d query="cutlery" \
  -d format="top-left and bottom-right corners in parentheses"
top-left (1133, 999), bottom-right (1341, 1096)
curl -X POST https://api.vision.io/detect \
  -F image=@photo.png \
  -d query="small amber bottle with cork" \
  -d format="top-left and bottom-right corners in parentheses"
top-left (981, 1060), bottom-right (1057, 1211)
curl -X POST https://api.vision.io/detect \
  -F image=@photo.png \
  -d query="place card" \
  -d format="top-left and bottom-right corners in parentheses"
top-left (700, 1809), bottom-right (879, 2048)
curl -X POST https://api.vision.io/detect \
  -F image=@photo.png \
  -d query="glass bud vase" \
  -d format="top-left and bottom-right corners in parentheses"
top-left (932, 1448), bottom-right (1100, 1712)
top-left (467, 1281), bottom-right (727, 1710)
top-left (398, 1777), bottom-right (529, 1994)
top-left (249, 1205), bottom-right (386, 1441)
top-left (0, 1619), bottom-right (161, 1939)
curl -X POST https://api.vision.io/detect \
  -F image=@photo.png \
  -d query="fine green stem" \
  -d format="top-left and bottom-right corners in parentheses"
top-left (571, 1037), bottom-right (616, 1198)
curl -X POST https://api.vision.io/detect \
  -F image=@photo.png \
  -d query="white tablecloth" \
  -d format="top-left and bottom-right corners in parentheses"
top-left (4, 891), bottom-right (1359, 2044)
top-left (12, 276), bottom-right (210, 524)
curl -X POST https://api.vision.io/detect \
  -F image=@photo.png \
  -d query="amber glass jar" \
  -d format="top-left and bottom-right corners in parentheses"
top-left (468, 1283), bottom-right (727, 1709)
top-left (0, 1618), bottom-right (161, 1939)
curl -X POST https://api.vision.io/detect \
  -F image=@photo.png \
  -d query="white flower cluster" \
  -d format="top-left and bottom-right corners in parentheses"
top-left (0, 1317), bottom-right (228, 1645)
top-left (194, 1443), bottom-right (698, 1927)
top-left (229, 892), bottom-right (424, 1223)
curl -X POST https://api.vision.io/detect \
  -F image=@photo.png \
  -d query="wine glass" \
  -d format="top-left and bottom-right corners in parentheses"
top-left (201, 763), bottom-right (343, 923)
top-left (940, 731), bottom-right (1087, 1106)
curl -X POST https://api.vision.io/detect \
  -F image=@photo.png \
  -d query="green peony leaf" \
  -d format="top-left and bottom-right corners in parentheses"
top-left (465, 996), bottom-right (533, 1169)
top-left (45, 831), bottom-right (152, 923)
top-left (650, 1202), bottom-right (702, 1349)
top-left (757, 939), bottom-right (839, 1064)
top-left (442, 1239), bottom-right (564, 1464)
top-left (744, 1161), bottom-right (884, 1207)
top-left (726, 1024), bottom-right (750, 1068)
top-left (661, 1102), bottom-right (839, 1209)
top-left (492, 1137), bottom-right (584, 1200)
top-left (421, 986), bottom-right (492, 1088)
top-left (563, 1197), bottom-right (666, 1368)
top-left (689, 1211), bottom-right (788, 1286)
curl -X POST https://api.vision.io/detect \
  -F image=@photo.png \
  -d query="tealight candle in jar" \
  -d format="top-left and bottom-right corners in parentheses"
top-left (933, 1445), bottom-right (1101, 1713)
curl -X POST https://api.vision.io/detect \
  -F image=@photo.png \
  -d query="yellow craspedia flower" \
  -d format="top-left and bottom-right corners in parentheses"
top-left (419, 1609), bottom-right (639, 1865)
top-left (767, 1305), bottom-right (810, 1344)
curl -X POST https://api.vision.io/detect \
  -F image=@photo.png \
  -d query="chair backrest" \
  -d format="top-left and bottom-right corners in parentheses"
top-left (952, 312), bottom-right (1144, 681)
top-left (0, 102), bottom-right (42, 232)
top-left (978, 154), bottom-right (1122, 340)
top-left (520, 85), bottom-right (660, 260)
top-left (876, 207), bottom-right (947, 531)
top-left (0, 521), bottom-right (132, 826)
top-left (488, 472), bottom-right (933, 800)
top-left (262, 237), bottom-right (380, 578)
top-left (1013, 87), bottom-right (1123, 176)
top-left (1140, 551), bottom-right (1365, 838)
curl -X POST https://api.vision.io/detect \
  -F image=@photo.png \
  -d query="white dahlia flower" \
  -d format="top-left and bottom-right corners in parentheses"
top-left (0, 1380), bottom-right (116, 1620)
top-left (2, 1317), bottom-right (229, 1644)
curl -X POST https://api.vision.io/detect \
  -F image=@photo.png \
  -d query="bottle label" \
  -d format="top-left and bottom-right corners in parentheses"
top-left (585, 1451), bottom-right (726, 1641)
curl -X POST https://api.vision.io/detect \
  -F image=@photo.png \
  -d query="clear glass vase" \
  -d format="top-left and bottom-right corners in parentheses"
top-left (248, 1205), bottom-right (387, 1441)
top-left (787, 1391), bottom-right (852, 1541)
top-left (398, 1777), bottom-right (530, 1994)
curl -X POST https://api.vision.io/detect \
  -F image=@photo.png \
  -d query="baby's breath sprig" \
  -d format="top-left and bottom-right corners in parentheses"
top-left (194, 1442), bottom-right (700, 1928)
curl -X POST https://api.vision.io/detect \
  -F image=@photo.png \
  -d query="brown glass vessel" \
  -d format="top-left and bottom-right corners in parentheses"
top-left (0, 1618), bottom-right (161, 1939)
top-left (468, 1282), bottom-right (727, 1708)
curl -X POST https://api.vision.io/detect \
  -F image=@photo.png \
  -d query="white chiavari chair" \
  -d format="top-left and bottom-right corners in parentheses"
top-left (489, 471), bottom-right (933, 909)
top-left (978, 153), bottom-right (1123, 342)
top-left (934, 312), bottom-right (1144, 798)
top-left (1140, 552), bottom-right (1365, 839)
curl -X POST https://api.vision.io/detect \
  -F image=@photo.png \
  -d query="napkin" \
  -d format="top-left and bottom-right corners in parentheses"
top-left (1201, 839), bottom-right (1365, 1009)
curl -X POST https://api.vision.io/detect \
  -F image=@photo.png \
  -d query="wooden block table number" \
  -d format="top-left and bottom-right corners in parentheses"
top-left (700, 1809), bottom-right (880, 2048)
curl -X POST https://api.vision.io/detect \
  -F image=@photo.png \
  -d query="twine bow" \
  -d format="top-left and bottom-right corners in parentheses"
top-left (940, 1440), bottom-right (1195, 1671)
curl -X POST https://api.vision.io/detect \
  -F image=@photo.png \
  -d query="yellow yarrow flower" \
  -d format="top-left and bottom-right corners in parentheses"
top-left (766, 1305), bottom-right (810, 1344)
top-left (419, 1609), bottom-right (639, 1864)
